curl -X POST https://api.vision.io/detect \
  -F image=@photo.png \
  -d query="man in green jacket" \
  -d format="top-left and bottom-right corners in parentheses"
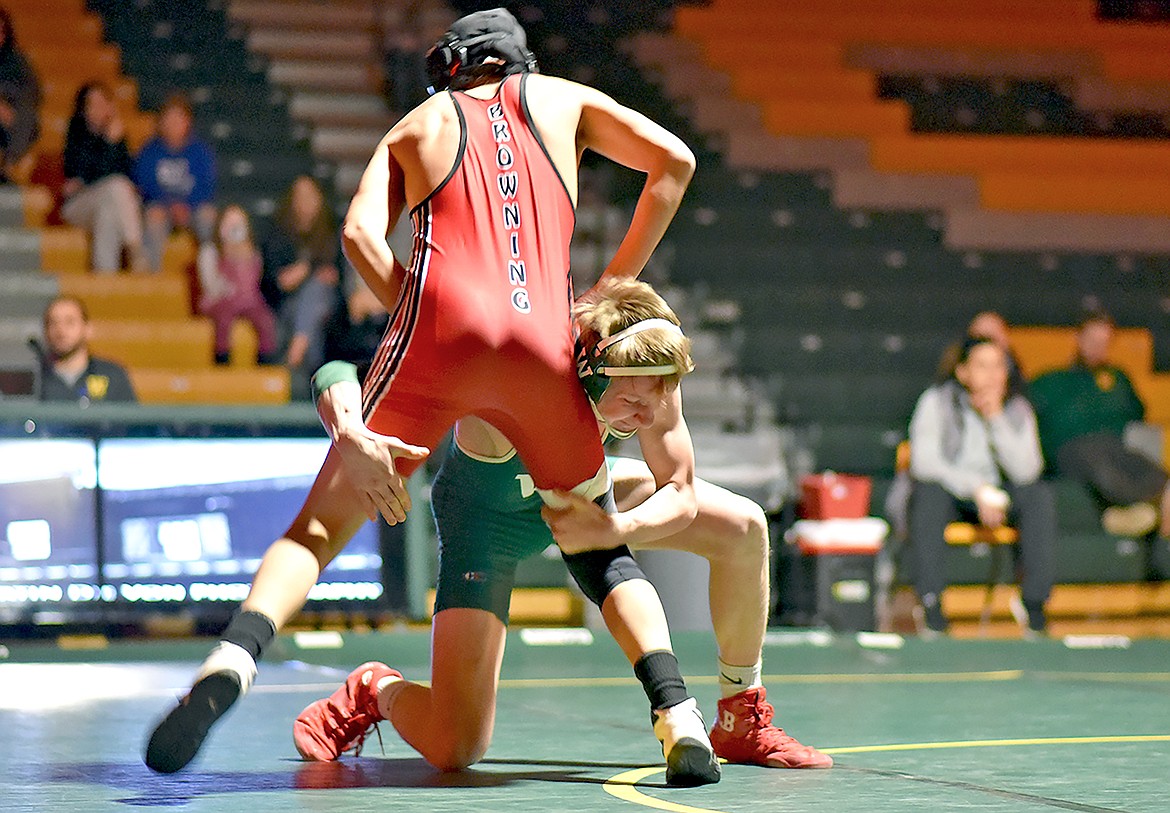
top-left (1030, 311), bottom-right (1170, 554)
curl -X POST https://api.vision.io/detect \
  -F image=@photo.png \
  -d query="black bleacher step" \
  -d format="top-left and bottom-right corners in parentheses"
top-left (89, 0), bottom-right (332, 219)
top-left (685, 171), bottom-right (833, 208)
top-left (764, 371), bottom-right (923, 425)
top-left (796, 420), bottom-right (905, 478)
top-left (674, 204), bottom-right (943, 247)
top-left (722, 282), bottom-right (1152, 332)
top-left (877, 73), bottom-right (1170, 140)
top-left (741, 327), bottom-right (952, 376)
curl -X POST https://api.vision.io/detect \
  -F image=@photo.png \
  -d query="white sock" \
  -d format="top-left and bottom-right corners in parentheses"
top-left (374, 674), bottom-right (406, 720)
top-left (717, 657), bottom-right (762, 698)
top-left (195, 642), bottom-right (257, 695)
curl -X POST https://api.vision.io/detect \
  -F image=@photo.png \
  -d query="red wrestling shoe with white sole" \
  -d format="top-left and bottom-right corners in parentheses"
top-left (709, 687), bottom-right (833, 769)
top-left (294, 662), bottom-right (401, 761)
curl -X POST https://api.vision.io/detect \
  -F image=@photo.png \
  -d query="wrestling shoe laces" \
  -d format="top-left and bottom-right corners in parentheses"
top-left (710, 687), bottom-right (833, 769)
top-left (294, 662), bottom-right (399, 761)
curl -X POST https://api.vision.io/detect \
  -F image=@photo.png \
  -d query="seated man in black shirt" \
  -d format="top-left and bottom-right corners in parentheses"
top-left (38, 295), bottom-right (136, 403)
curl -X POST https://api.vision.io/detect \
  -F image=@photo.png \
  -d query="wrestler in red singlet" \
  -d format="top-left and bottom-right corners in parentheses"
top-left (361, 72), bottom-right (604, 493)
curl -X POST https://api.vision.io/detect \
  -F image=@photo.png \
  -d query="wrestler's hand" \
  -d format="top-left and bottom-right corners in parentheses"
top-left (336, 428), bottom-right (429, 525)
top-left (542, 492), bottom-right (624, 554)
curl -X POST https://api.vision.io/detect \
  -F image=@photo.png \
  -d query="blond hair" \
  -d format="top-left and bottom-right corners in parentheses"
top-left (573, 278), bottom-right (693, 385)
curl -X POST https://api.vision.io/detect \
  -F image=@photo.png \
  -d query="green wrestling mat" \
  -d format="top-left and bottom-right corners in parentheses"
top-left (2, 629), bottom-right (1168, 812)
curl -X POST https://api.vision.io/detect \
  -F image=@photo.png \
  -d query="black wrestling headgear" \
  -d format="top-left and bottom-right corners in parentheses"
top-left (425, 7), bottom-right (538, 93)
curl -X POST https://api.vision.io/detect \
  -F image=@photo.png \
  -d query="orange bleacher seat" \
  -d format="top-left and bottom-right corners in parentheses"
top-left (732, 68), bottom-right (876, 104)
top-left (869, 134), bottom-right (1170, 177)
top-left (699, 38), bottom-right (844, 72)
top-left (163, 232), bottom-right (198, 279)
top-left (21, 186), bottom-right (55, 229)
top-left (677, 2), bottom-right (1143, 49)
top-left (89, 319), bottom-right (214, 369)
top-left (685, 0), bottom-right (1170, 89)
top-left (229, 321), bottom-right (260, 368)
top-left (1101, 48), bottom-right (1170, 82)
top-left (129, 367), bottom-right (291, 405)
top-left (1135, 377), bottom-right (1170, 425)
top-left (684, 0), bottom-right (1095, 16)
top-left (40, 226), bottom-right (87, 272)
top-left (763, 99), bottom-right (908, 138)
top-left (24, 44), bottom-right (120, 80)
top-left (5, 0), bottom-right (88, 17)
top-left (40, 226), bottom-right (195, 276)
top-left (56, 274), bottom-right (191, 321)
top-left (981, 172), bottom-right (1170, 217)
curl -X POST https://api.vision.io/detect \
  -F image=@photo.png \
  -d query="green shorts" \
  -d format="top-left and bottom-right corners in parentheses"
top-left (430, 442), bottom-right (557, 623)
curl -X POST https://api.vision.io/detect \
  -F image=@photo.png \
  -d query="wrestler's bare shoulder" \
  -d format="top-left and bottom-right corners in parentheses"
top-left (384, 93), bottom-right (459, 147)
top-left (523, 73), bottom-right (596, 113)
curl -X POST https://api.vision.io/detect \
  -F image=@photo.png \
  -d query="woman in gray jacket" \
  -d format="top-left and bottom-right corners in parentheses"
top-left (908, 334), bottom-right (1056, 635)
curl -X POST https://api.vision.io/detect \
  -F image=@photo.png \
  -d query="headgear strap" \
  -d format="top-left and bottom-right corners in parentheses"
top-left (592, 319), bottom-right (685, 377)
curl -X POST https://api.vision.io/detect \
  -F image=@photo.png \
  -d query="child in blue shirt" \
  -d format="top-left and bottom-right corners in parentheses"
top-left (134, 92), bottom-right (216, 273)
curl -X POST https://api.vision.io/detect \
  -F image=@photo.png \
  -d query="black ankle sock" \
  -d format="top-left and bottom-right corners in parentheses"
top-left (220, 610), bottom-right (276, 661)
top-left (633, 650), bottom-right (689, 712)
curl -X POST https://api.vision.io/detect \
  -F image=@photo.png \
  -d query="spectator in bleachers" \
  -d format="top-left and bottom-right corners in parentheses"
top-left (260, 175), bottom-right (342, 397)
top-left (0, 7), bottom-right (40, 183)
top-left (38, 295), bottom-right (137, 403)
top-left (61, 81), bottom-right (147, 274)
top-left (1031, 310), bottom-right (1170, 543)
top-left (134, 92), bottom-right (216, 275)
top-left (908, 334), bottom-right (1055, 635)
top-left (936, 311), bottom-right (1028, 396)
top-left (325, 268), bottom-right (389, 366)
top-left (198, 204), bottom-right (277, 366)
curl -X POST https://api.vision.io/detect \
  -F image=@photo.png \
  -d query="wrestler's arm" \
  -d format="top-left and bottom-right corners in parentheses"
top-left (616, 385), bottom-right (698, 544)
top-left (340, 129), bottom-right (410, 310)
top-left (312, 361), bottom-right (429, 525)
top-left (575, 84), bottom-right (695, 285)
top-left (543, 386), bottom-right (697, 552)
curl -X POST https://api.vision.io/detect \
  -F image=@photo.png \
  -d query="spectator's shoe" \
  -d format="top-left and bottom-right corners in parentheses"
top-left (1102, 502), bottom-right (1157, 537)
top-left (1017, 597), bottom-right (1048, 640)
top-left (652, 697), bottom-right (721, 786)
top-left (144, 643), bottom-right (256, 774)
top-left (917, 595), bottom-right (948, 637)
top-left (294, 662), bottom-right (401, 761)
top-left (710, 688), bottom-right (833, 769)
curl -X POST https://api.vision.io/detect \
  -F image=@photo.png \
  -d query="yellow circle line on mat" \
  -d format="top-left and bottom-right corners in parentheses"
top-left (604, 766), bottom-right (726, 813)
top-left (821, 733), bottom-right (1170, 755)
top-left (1035, 672), bottom-right (1170, 682)
top-left (602, 734), bottom-right (1170, 813)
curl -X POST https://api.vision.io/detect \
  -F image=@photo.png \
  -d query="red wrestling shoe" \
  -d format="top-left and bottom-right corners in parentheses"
top-left (709, 687), bottom-right (833, 769)
top-left (294, 662), bottom-right (401, 761)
